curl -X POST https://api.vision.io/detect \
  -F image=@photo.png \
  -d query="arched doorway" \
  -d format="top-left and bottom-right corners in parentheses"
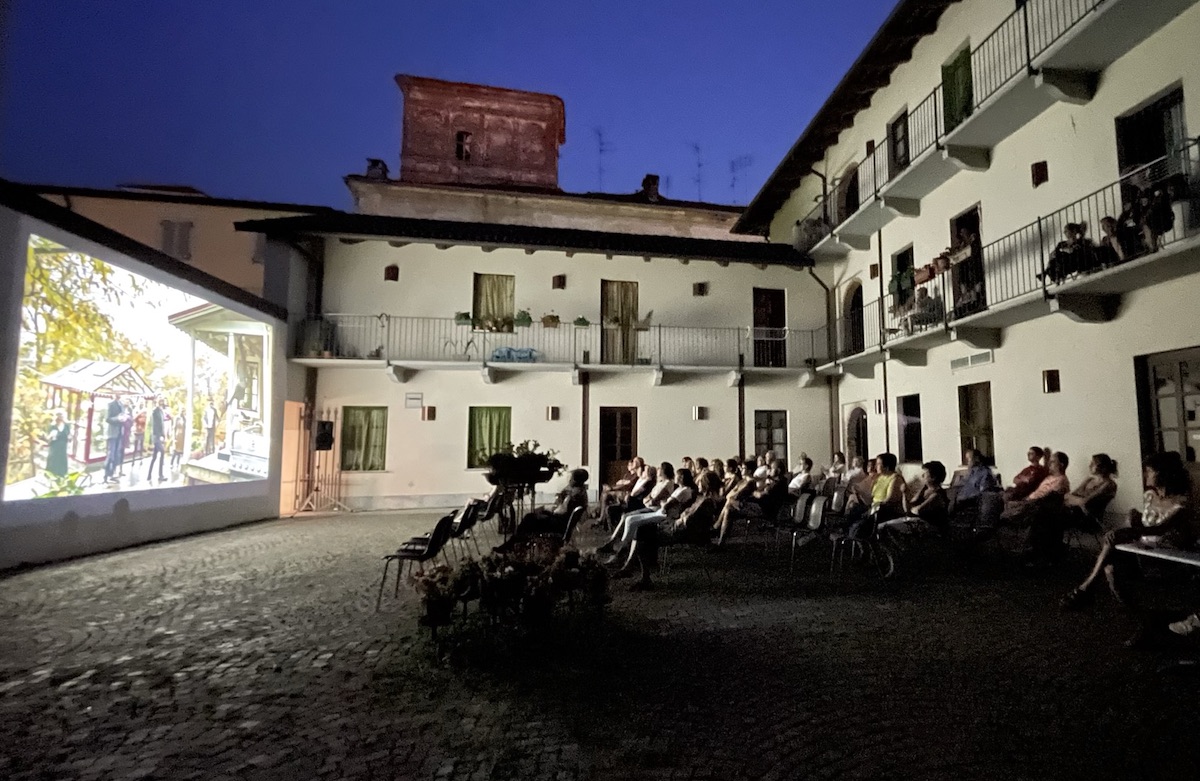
top-left (836, 164), bottom-right (860, 224)
top-left (847, 406), bottom-right (869, 464)
top-left (844, 283), bottom-right (865, 357)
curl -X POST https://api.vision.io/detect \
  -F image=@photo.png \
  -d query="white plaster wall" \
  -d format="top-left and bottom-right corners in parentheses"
top-left (315, 365), bottom-right (832, 509)
top-left (322, 241), bottom-right (826, 332)
top-left (38, 194), bottom-right (316, 297)
top-left (770, 0), bottom-right (1200, 249)
top-left (0, 207), bottom-right (287, 569)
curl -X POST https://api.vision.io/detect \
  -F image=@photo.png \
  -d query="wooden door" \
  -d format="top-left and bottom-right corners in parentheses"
top-left (600, 280), bottom-right (639, 365)
top-left (599, 407), bottom-right (637, 486)
top-left (752, 287), bottom-right (787, 368)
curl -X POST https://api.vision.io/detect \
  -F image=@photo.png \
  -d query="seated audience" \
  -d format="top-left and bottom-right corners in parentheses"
top-left (714, 461), bottom-right (789, 546)
top-left (878, 460), bottom-right (949, 541)
top-left (694, 457), bottom-right (710, 475)
top-left (681, 456), bottom-right (696, 474)
top-left (1063, 452), bottom-right (1194, 610)
top-left (498, 469), bottom-right (590, 549)
top-left (1006, 446), bottom-right (1048, 501)
top-left (1095, 216), bottom-right (1126, 267)
top-left (827, 451), bottom-right (847, 483)
top-left (843, 454), bottom-right (866, 485)
top-left (599, 457), bottom-right (645, 524)
top-left (625, 471), bottom-right (724, 590)
top-left (1040, 222), bottom-right (1096, 284)
top-left (952, 449), bottom-right (998, 516)
top-left (609, 467), bottom-right (698, 572)
top-left (720, 458), bottom-right (741, 498)
top-left (596, 463), bottom-right (676, 556)
top-left (710, 455), bottom-right (726, 481)
top-left (753, 452), bottom-right (777, 480)
top-left (848, 453), bottom-right (906, 539)
top-left (1021, 453), bottom-right (1118, 563)
top-left (788, 457), bottom-right (816, 496)
top-left (605, 462), bottom-right (654, 528)
top-left (901, 287), bottom-right (945, 334)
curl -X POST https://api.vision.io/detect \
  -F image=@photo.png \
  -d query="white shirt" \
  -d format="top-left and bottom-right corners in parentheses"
top-left (664, 486), bottom-right (695, 519)
top-left (788, 471), bottom-right (812, 493)
top-left (843, 466), bottom-right (863, 484)
top-left (753, 465), bottom-right (770, 479)
top-left (645, 479), bottom-right (676, 508)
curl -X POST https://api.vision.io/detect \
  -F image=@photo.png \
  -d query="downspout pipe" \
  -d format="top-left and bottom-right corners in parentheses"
top-left (805, 265), bottom-right (838, 462)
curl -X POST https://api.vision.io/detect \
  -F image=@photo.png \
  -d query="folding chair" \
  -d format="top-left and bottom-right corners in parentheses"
top-left (376, 514), bottom-right (456, 611)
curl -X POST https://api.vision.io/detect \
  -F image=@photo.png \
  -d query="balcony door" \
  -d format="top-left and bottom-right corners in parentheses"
top-left (845, 284), bottom-right (865, 356)
top-left (600, 280), bottom-right (638, 365)
top-left (1138, 346), bottom-right (1200, 506)
top-left (942, 47), bottom-right (974, 134)
top-left (950, 206), bottom-right (985, 318)
top-left (957, 381), bottom-right (994, 462)
top-left (846, 406), bottom-right (869, 464)
top-left (752, 287), bottom-right (786, 368)
top-left (599, 407), bottom-right (637, 487)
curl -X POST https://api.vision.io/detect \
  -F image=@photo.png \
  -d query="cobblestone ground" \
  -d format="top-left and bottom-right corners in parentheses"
top-left (2, 511), bottom-right (1199, 780)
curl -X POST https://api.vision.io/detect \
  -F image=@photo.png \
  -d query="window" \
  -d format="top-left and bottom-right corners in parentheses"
top-left (341, 406), bottom-right (388, 471)
top-left (455, 130), bottom-right (473, 162)
top-left (753, 410), bottom-right (788, 463)
top-left (1116, 88), bottom-right (1186, 174)
top-left (468, 406), bottom-right (511, 468)
top-left (889, 113), bottom-right (910, 174)
top-left (472, 273), bottom-right (515, 332)
top-left (1138, 347), bottom-right (1200, 465)
top-left (160, 220), bottom-right (193, 261)
top-left (897, 394), bottom-right (923, 463)
top-left (890, 246), bottom-right (915, 310)
top-left (942, 47), bottom-right (974, 134)
top-left (957, 382), bottom-right (994, 462)
top-left (243, 361), bottom-right (261, 413)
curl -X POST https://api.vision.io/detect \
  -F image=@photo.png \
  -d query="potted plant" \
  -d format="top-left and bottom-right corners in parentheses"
top-left (514, 309), bottom-right (533, 327)
top-left (454, 311), bottom-right (473, 326)
top-left (573, 316), bottom-right (591, 327)
top-left (541, 311), bottom-right (561, 328)
top-left (483, 439), bottom-right (565, 488)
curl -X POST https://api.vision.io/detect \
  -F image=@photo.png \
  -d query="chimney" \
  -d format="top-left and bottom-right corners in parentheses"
top-left (641, 174), bottom-right (661, 202)
top-left (366, 158), bottom-right (389, 180)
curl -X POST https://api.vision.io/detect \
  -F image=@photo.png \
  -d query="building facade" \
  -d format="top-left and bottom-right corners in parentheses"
top-left (33, 184), bottom-right (330, 297)
top-left (736, 0), bottom-right (1200, 515)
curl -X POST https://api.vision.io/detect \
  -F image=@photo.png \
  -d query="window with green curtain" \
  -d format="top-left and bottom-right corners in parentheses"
top-left (472, 273), bottom-right (515, 332)
top-left (467, 406), bottom-right (512, 468)
top-left (941, 47), bottom-right (974, 134)
top-left (341, 406), bottom-right (388, 471)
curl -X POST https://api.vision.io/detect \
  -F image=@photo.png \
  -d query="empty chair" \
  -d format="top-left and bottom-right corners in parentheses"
top-left (789, 494), bottom-right (826, 574)
top-left (375, 514), bottom-right (455, 611)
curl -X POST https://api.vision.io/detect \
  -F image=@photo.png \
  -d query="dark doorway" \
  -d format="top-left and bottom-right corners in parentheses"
top-left (753, 410), bottom-right (788, 462)
top-left (950, 206), bottom-right (985, 319)
top-left (600, 280), bottom-right (639, 365)
top-left (957, 381), bottom-right (994, 461)
top-left (847, 406), bottom-right (869, 464)
top-left (838, 167), bottom-right (861, 224)
top-left (1137, 346), bottom-right (1200, 506)
top-left (752, 287), bottom-right (787, 368)
top-left (599, 407), bottom-right (637, 487)
top-left (845, 284), bottom-right (865, 356)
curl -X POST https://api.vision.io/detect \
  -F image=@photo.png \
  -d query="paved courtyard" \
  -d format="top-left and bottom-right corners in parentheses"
top-left (2, 510), bottom-right (1199, 780)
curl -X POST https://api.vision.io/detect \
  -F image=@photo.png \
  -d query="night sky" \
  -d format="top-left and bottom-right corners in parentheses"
top-left (0, 0), bottom-right (896, 210)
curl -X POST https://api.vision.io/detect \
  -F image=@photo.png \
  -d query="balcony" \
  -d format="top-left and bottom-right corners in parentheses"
top-left (881, 0), bottom-right (1192, 203)
top-left (293, 315), bottom-right (831, 384)
top-left (865, 140), bottom-right (1200, 345)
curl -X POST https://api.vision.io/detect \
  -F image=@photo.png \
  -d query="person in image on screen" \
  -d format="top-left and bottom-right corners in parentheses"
top-left (132, 404), bottom-right (147, 464)
top-left (118, 398), bottom-right (133, 478)
top-left (147, 396), bottom-right (167, 483)
top-left (103, 394), bottom-right (125, 484)
top-left (43, 411), bottom-right (70, 478)
top-left (171, 408), bottom-right (186, 470)
top-left (203, 398), bottom-right (218, 455)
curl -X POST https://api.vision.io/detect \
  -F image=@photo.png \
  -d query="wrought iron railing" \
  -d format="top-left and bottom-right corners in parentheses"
top-left (793, 197), bottom-right (833, 256)
top-left (836, 297), bottom-right (883, 360)
top-left (882, 275), bottom-right (950, 340)
top-left (297, 316), bottom-right (829, 370)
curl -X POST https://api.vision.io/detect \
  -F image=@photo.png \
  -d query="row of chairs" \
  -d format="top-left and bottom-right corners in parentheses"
top-left (375, 490), bottom-right (586, 611)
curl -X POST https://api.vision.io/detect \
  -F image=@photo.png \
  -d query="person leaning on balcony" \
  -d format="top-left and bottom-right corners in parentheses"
top-left (1006, 446), bottom-right (1049, 501)
top-left (901, 287), bottom-right (944, 335)
top-left (1062, 452), bottom-right (1194, 612)
top-left (496, 468), bottom-right (590, 551)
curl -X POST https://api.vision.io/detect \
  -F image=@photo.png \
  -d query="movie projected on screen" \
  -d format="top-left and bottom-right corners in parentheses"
top-left (3, 235), bottom-right (272, 501)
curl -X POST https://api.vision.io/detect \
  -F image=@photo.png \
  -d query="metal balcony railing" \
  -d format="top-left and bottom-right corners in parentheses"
top-left (882, 275), bottom-right (950, 340)
top-left (835, 297), bottom-right (883, 360)
top-left (297, 315), bottom-right (829, 371)
top-left (793, 198), bottom-right (833, 256)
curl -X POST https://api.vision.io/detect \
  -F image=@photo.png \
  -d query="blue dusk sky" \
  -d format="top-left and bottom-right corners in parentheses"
top-left (0, 0), bottom-right (896, 210)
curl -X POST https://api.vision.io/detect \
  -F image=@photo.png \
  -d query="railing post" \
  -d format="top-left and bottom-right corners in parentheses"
top-left (1021, 0), bottom-right (1034, 74)
top-left (656, 324), bottom-right (663, 366)
top-left (1036, 216), bottom-right (1048, 298)
top-left (384, 316), bottom-right (392, 362)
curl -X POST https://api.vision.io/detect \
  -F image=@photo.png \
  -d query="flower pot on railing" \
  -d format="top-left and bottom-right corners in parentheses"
top-left (573, 317), bottom-right (591, 328)
top-left (454, 312), bottom-right (473, 326)
top-left (541, 313), bottom-right (561, 328)
top-left (514, 309), bottom-right (533, 327)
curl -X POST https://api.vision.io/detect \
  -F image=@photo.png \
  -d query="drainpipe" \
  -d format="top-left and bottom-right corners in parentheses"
top-left (805, 266), bottom-right (839, 460)
top-left (806, 167), bottom-right (830, 225)
top-left (877, 230), bottom-right (891, 453)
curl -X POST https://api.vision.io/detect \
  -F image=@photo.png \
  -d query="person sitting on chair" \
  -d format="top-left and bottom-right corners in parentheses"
top-left (626, 471), bottom-right (724, 590)
top-left (951, 449), bottom-right (998, 519)
top-left (605, 462), bottom-right (654, 528)
top-left (497, 469), bottom-right (589, 550)
top-left (848, 453), bottom-right (906, 539)
top-left (714, 461), bottom-right (788, 546)
top-left (1006, 446), bottom-right (1048, 501)
top-left (788, 457), bottom-right (816, 496)
top-left (599, 467), bottom-right (694, 564)
top-left (600, 457), bottom-right (644, 523)
top-left (1063, 452), bottom-right (1194, 612)
top-left (827, 451), bottom-right (847, 482)
top-left (878, 461), bottom-right (950, 547)
top-left (1026, 453), bottom-right (1118, 564)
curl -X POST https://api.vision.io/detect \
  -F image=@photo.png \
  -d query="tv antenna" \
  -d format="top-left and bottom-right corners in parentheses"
top-left (729, 155), bottom-right (753, 202)
top-left (594, 127), bottom-right (611, 191)
top-left (691, 142), bottom-right (704, 202)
